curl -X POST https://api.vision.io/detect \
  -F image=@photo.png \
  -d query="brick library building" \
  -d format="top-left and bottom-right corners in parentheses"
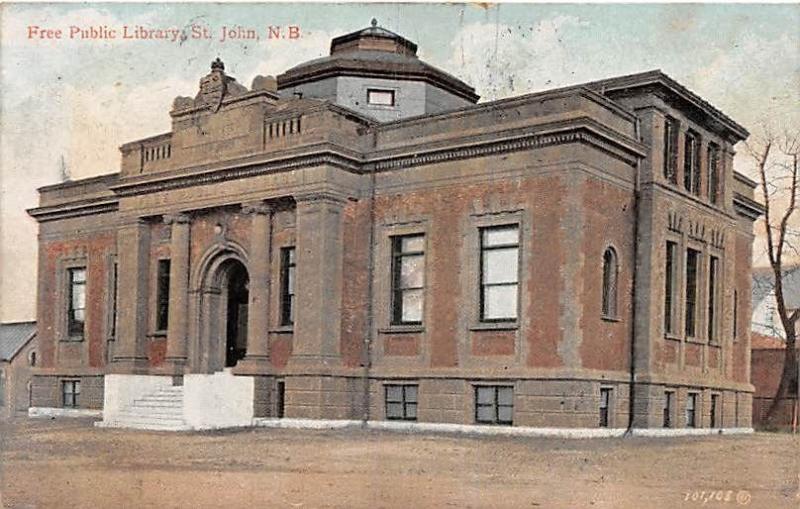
top-left (27, 23), bottom-right (762, 432)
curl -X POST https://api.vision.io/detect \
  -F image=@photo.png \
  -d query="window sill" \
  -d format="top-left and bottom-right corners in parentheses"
top-left (470, 322), bottom-right (518, 332)
top-left (685, 337), bottom-right (706, 345)
top-left (379, 325), bottom-right (424, 334)
top-left (269, 326), bottom-right (294, 334)
top-left (60, 337), bottom-right (84, 343)
top-left (601, 315), bottom-right (621, 323)
top-left (664, 333), bottom-right (682, 342)
top-left (148, 331), bottom-right (167, 340)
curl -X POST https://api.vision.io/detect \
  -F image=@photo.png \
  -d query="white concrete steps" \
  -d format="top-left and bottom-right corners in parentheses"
top-left (99, 385), bottom-right (189, 431)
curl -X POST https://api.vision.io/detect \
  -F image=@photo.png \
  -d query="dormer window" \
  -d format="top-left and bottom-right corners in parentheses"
top-left (367, 89), bottom-right (395, 106)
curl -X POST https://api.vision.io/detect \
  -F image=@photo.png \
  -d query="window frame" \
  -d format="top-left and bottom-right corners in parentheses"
top-left (390, 234), bottom-right (426, 326)
top-left (663, 116), bottom-right (679, 185)
top-left (280, 247), bottom-right (296, 327)
top-left (155, 258), bottom-right (171, 333)
top-left (599, 387), bottom-right (612, 428)
top-left (707, 143), bottom-right (721, 204)
top-left (62, 379), bottom-right (80, 409)
top-left (474, 385), bottom-right (514, 426)
top-left (707, 255), bottom-right (720, 343)
top-left (601, 247), bottom-right (619, 319)
top-left (366, 88), bottom-right (396, 107)
top-left (663, 391), bottom-right (675, 428)
top-left (664, 241), bottom-right (678, 336)
top-left (684, 248), bottom-right (701, 339)
top-left (384, 384), bottom-right (419, 421)
top-left (683, 130), bottom-right (701, 195)
top-left (685, 392), bottom-right (699, 428)
top-left (66, 267), bottom-right (87, 340)
top-left (710, 393), bottom-right (720, 428)
top-left (479, 224), bottom-right (520, 323)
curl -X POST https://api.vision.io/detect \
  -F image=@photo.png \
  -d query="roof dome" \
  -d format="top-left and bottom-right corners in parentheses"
top-left (277, 20), bottom-right (478, 103)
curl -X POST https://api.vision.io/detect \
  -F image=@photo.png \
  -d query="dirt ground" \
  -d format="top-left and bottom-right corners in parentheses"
top-left (0, 417), bottom-right (797, 509)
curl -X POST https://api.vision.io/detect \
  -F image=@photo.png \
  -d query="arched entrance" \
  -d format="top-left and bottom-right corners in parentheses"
top-left (193, 248), bottom-right (250, 372)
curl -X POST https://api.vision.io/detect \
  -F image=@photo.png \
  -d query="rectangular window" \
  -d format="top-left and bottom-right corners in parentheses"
top-left (663, 116), bottom-right (679, 184)
top-left (664, 241), bottom-right (678, 335)
top-left (707, 144), bottom-right (720, 204)
top-left (683, 131), bottom-right (701, 195)
top-left (367, 88), bottom-right (395, 106)
top-left (109, 261), bottom-right (118, 339)
top-left (480, 225), bottom-right (520, 322)
top-left (276, 381), bottom-right (285, 419)
top-left (67, 267), bottom-right (87, 338)
top-left (280, 247), bottom-right (296, 326)
top-left (391, 235), bottom-right (425, 325)
top-left (62, 380), bottom-right (80, 408)
top-left (475, 385), bottom-right (513, 425)
top-left (156, 259), bottom-right (171, 331)
top-left (663, 391), bottom-right (674, 428)
top-left (710, 394), bottom-right (720, 428)
top-left (685, 248), bottom-right (700, 338)
top-left (599, 388), bottom-right (612, 428)
top-left (686, 393), bottom-right (698, 428)
top-left (733, 290), bottom-right (739, 341)
top-left (385, 384), bottom-right (418, 421)
top-left (708, 256), bottom-right (719, 342)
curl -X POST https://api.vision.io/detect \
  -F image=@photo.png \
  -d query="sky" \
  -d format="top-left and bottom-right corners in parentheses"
top-left (1, 2), bottom-right (799, 321)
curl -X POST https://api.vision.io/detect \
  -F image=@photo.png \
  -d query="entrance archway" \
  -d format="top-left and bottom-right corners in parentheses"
top-left (193, 247), bottom-right (250, 373)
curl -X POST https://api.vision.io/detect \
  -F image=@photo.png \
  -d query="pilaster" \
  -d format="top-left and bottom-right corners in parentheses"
top-left (164, 212), bottom-right (191, 373)
top-left (111, 219), bottom-right (150, 372)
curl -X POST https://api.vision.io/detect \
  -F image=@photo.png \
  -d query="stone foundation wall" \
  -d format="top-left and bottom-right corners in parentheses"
top-left (30, 374), bottom-right (104, 410)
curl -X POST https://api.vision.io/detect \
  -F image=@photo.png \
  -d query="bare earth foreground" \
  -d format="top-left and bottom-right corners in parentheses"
top-left (0, 418), bottom-right (797, 509)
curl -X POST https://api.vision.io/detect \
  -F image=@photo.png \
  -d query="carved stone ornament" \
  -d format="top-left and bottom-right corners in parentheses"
top-left (197, 58), bottom-right (227, 112)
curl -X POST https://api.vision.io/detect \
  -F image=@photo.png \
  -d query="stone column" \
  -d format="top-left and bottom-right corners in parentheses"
top-left (288, 191), bottom-right (347, 368)
top-left (239, 201), bottom-right (273, 371)
top-left (164, 213), bottom-right (191, 372)
top-left (112, 218), bottom-right (150, 372)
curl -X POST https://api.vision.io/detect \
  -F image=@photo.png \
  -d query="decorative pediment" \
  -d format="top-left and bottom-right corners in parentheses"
top-left (171, 58), bottom-right (248, 113)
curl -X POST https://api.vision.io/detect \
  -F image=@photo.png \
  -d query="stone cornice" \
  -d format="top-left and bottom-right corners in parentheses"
top-left (27, 197), bottom-right (118, 223)
top-left (368, 119), bottom-right (646, 171)
top-left (733, 192), bottom-right (765, 221)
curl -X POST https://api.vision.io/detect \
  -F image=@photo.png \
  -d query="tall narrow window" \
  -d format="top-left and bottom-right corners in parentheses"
top-left (62, 380), bottom-right (80, 408)
top-left (710, 394), bottom-right (720, 428)
top-left (663, 116), bottom-right (679, 184)
top-left (391, 234), bottom-right (425, 325)
top-left (664, 241), bottom-right (678, 335)
top-left (601, 247), bottom-right (618, 318)
top-left (707, 144), bottom-right (720, 204)
top-left (663, 391), bottom-right (674, 428)
top-left (685, 248), bottom-right (700, 338)
top-left (686, 393), bottom-right (698, 428)
top-left (156, 259), bottom-right (171, 331)
top-left (733, 290), bottom-right (739, 341)
top-left (475, 386), bottom-right (514, 425)
top-left (683, 131), bottom-right (701, 195)
top-left (276, 381), bottom-right (285, 418)
top-left (480, 225), bottom-right (520, 322)
top-left (109, 261), bottom-right (118, 339)
top-left (280, 247), bottom-right (296, 326)
top-left (599, 388), bottom-right (612, 428)
top-left (67, 267), bottom-right (87, 339)
top-left (708, 256), bottom-right (719, 342)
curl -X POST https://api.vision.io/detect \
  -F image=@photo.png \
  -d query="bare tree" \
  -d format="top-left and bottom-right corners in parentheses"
top-left (748, 128), bottom-right (800, 428)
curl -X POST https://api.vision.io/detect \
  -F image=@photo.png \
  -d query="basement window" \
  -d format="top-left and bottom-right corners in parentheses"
top-left (62, 380), bottom-right (80, 408)
top-left (475, 385), bottom-right (513, 425)
top-left (367, 89), bottom-right (395, 106)
top-left (385, 384), bottom-right (418, 421)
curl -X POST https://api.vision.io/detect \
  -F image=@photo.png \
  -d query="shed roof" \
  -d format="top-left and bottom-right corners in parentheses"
top-left (0, 321), bottom-right (36, 361)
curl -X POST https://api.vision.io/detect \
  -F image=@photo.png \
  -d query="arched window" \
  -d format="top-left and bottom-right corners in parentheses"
top-left (602, 247), bottom-right (618, 318)
top-left (28, 350), bottom-right (37, 367)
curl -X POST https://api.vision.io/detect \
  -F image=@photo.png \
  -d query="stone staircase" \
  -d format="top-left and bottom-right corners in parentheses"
top-left (104, 386), bottom-right (188, 431)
